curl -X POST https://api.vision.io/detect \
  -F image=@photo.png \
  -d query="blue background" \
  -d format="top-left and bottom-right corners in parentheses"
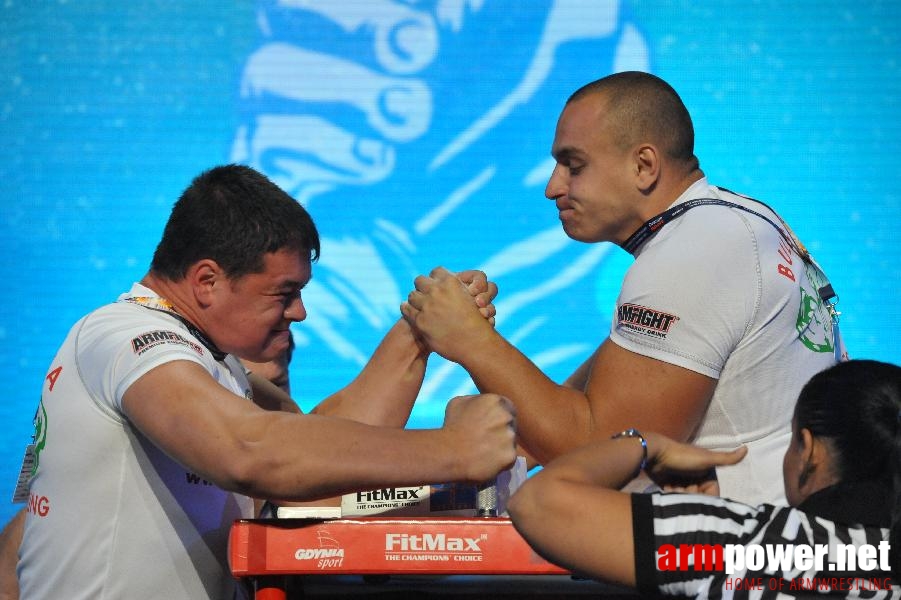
top-left (1, 1), bottom-right (899, 523)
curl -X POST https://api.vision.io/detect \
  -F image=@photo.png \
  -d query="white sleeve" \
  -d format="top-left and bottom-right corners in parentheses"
top-left (76, 305), bottom-right (210, 415)
top-left (609, 210), bottom-right (761, 379)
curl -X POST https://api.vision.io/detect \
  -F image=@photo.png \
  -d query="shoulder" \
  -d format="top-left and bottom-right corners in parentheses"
top-left (674, 197), bottom-right (776, 247)
top-left (75, 301), bottom-right (213, 409)
top-left (628, 190), bottom-right (774, 288)
top-left (79, 301), bottom-right (206, 359)
top-left (623, 193), bottom-right (768, 302)
top-left (81, 300), bottom-right (165, 333)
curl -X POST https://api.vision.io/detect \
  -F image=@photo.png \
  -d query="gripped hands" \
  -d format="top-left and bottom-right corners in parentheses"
top-left (401, 266), bottom-right (497, 362)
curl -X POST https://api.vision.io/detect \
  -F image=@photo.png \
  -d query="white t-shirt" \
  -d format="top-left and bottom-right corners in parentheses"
top-left (18, 283), bottom-right (254, 600)
top-left (610, 179), bottom-right (839, 505)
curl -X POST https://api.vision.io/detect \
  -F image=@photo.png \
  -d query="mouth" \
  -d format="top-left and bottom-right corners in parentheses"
top-left (270, 329), bottom-right (291, 345)
top-left (557, 204), bottom-right (575, 219)
top-left (555, 199), bottom-right (574, 213)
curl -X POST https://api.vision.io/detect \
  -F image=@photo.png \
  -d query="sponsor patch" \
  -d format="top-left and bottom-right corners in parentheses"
top-left (131, 330), bottom-right (204, 356)
top-left (617, 303), bottom-right (679, 339)
top-left (294, 527), bottom-right (346, 569)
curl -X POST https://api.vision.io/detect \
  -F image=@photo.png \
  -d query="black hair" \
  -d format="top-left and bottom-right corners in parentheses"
top-left (150, 164), bottom-right (320, 281)
top-left (794, 359), bottom-right (901, 577)
top-left (567, 71), bottom-right (698, 170)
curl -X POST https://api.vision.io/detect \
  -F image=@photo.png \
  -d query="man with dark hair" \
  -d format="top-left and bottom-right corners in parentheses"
top-left (403, 71), bottom-right (840, 505)
top-left (15, 165), bottom-right (516, 599)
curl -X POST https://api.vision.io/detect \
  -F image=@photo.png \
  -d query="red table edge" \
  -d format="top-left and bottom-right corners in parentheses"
top-left (229, 516), bottom-right (569, 577)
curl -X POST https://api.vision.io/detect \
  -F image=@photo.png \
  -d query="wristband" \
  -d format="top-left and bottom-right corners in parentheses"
top-left (611, 428), bottom-right (648, 475)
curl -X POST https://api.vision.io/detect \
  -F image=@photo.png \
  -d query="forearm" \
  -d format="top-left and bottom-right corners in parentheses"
top-left (223, 412), bottom-right (463, 501)
top-left (528, 435), bottom-right (650, 492)
top-left (456, 328), bottom-right (592, 464)
top-left (507, 436), bottom-right (640, 586)
top-left (314, 319), bottom-right (427, 427)
top-left (509, 431), bottom-right (745, 587)
top-left (0, 509), bottom-right (23, 600)
top-left (228, 391), bottom-right (518, 503)
top-left (528, 430), bottom-right (747, 494)
top-left (248, 373), bottom-right (302, 414)
top-left (126, 362), bottom-right (513, 502)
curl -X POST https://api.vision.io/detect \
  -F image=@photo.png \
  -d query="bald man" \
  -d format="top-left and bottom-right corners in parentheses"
top-left (403, 71), bottom-right (841, 505)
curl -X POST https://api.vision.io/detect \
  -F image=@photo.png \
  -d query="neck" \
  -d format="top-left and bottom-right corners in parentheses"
top-left (138, 272), bottom-right (228, 361)
top-left (649, 168), bottom-right (705, 215)
top-left (621, 169), bottom-right (705, 250)
top-left (140, 272), bottom-right (205, 331)
top-left (797, 437), bottom-right (841, 503)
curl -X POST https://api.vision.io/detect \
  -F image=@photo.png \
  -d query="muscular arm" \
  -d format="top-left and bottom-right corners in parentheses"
top-left (460, 331), bottom-right (712, 465)
top-left (245, 319), bottom-right (429, 431)
top-left (0, 509), bottom-right (23, 600)
top-left (123, 360), bottom-right (515, 501)
top-left (507, 432), bottom-right (745, 586)
top-left (248, 372), bottom-right (302, 414)
top-left (312, 319), bottom-right (427, 427)
top-left (310, 270), bottom-right (496, 428)
top-left (561, 348), bottom-right (597, 390)
top-left (403, 268), bottom-right (716, 465)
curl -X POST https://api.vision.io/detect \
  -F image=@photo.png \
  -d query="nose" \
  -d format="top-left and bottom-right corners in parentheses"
top-left (545, 163), bottom-right (566, 200)
top-left (284, 294), bottom-right (307, 323)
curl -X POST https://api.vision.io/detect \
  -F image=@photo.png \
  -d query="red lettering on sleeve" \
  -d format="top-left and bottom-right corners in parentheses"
top-left (45, 366), bottom-right (62, 392)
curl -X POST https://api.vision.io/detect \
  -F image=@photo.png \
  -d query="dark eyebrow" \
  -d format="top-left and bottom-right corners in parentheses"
top-left (552, 146), bottom-right (584, 163)
top-left (275, 275), bottom-right (311, 293)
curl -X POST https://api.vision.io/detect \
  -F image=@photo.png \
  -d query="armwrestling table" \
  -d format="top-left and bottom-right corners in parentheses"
top-left (229, 517), bottom-right (637, 598)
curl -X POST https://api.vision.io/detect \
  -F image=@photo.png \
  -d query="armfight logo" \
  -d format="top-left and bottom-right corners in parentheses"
top-left (131, 330), bottom-right (204, 357)
top-left (617, 303), bottom-right (680, 339)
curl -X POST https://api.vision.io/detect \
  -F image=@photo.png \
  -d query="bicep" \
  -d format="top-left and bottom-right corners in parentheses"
top-left (562, 348), bottom-right (598, 391)
top-left (121, 360), bottom-right (263, 485)
top-left (585, 339), bottom-right (716, 441)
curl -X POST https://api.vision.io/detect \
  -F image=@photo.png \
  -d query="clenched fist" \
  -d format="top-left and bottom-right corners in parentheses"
top-left (440, 393), bottom-right (517, 484)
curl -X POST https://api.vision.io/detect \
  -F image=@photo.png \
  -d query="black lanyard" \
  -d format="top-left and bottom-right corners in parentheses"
top-left (121, 295), bottom-right (228, 362)
top-left (620, 191), bottom-right (847, 361)
top-left (622, 194), bottom-right (810, 266)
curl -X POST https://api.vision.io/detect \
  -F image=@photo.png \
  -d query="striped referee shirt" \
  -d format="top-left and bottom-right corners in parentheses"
top-left (632, 481), bottom-right (897, 598)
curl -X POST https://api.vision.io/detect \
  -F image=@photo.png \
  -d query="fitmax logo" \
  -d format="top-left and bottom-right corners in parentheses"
top-left (356, 488), bottom-right (421, 502)
top-left (386, 533), bottom-right (483, 552)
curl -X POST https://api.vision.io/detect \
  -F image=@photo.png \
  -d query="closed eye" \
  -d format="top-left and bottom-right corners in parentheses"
top-left (280, 290), bottom-right (300, 306)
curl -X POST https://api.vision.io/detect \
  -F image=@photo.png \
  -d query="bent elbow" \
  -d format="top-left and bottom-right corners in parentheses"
top-left (507, 479), bottom-right (544, 530)
top-left (206, 444), bottom-right (276, 497)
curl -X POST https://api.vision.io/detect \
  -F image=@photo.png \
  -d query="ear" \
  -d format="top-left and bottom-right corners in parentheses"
top-left (799, 428), bottom-right (816, 464)
top-left (797, 428), bottom-right (838, 492)
top-left (808, 431), bottom-right (838, 473)
top-left (633, 144), bottom-right (660, 192)
top-left (186, 259), bottom-right (224, 308)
